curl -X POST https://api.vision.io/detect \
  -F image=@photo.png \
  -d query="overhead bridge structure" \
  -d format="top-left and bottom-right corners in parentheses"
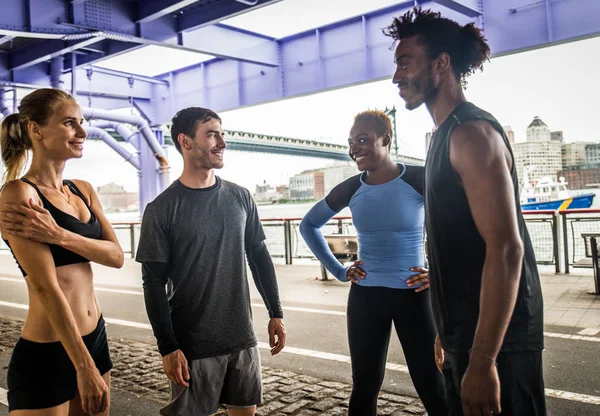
top-left (92, 128), bottom-right (425, 164)
top-left (0, 0), bottom-right (598, 210)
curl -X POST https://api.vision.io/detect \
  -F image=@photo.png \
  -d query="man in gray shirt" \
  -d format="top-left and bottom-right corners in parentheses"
top-left (136, 107), bottom-right (286, 416)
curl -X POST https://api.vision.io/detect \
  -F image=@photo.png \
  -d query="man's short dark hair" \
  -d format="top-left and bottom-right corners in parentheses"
top-left (383, 7), bottom-right (490, 87)
top-left (171, 107), bottom-right (222, 154)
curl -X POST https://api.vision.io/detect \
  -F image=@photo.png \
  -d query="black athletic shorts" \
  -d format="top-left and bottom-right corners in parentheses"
top-left (443, 350), bottom-right (547, 416)
top-left (7, 315), bottom-right (113, 411)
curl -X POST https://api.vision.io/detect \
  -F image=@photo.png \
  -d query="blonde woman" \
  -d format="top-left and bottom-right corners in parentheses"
top-left (0, 88), bottom-right (124, 415)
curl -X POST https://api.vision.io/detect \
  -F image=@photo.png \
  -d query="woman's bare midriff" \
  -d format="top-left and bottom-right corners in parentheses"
top-left (21, 261), bottom-right (101, 342)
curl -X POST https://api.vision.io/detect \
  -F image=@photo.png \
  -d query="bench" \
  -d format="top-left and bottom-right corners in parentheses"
top-left (580, 233), bottom-right (600, 295)
top-left (319, 235), bottom-right (359, 281)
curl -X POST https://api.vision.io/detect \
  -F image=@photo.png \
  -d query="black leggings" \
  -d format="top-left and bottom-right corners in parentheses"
top-left (347, 284), bottom-right (448, 416)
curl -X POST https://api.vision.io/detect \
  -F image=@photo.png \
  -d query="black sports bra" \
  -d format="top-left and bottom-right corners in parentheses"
top-left (3, 178), bottom-right (102, 277)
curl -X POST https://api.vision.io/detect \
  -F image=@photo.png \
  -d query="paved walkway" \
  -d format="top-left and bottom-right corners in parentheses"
top-left (0, 316), bottom-right (426, 416)
top-left (280, 262), bottom-right (600, 331)
top-left (1, 253), bottom-right (599, 331)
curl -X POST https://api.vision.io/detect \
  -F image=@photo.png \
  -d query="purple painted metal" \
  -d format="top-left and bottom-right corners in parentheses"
top-left (91, 121), bottom-right (139, 149)
top-left (0, 89), bottom-right (10, 116)
top-left (50, 56), bottom-right (64, 89)
top-left (136, 128), bottom-right (170, 214)
top-left (427, 0), bottom-right (481, 17)
top-left (156, 0), bottom-right (600, 119)
top-left (136, 0), bottom-right (199, 23)
top-left (180, 24), bottom-right (279, 66)
top-left (81, 106), bottom-right (168, 165)
top-left (82, 107), bottom-right (169, 211)
top-left (0, 0), bottom-right (597, 128)
top-left (85, 126), bottom-right (140, 170)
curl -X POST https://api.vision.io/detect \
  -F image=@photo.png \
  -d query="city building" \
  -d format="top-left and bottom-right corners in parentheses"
top-left (513, 116), bottom-right (562, 188)
top-left (562, 142), bottom-right (587, 169)
top-left (514, 141), bottom-right (562, 187)
top-left (526, 116), bottom-right (552, 142)
top-left (97, 182), bottom-right (139, 211)
top-left (585, 143), bottom-right (600, 165)
top-left (289, 170), bottom-right (324, 201)
top-left (323, 162), bottom-right (359, 195)
top-left (503, 125), bottom-right (515, 146)
top-left (253, 181), bottom-right (289, 204)
top-left (551, 131), bottom-right (565, 142)
top-left (558, 166), bottom-right (600, 190)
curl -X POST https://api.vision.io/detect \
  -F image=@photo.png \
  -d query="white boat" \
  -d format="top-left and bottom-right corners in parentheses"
top-left (520, 166), bottom-right (594, 211)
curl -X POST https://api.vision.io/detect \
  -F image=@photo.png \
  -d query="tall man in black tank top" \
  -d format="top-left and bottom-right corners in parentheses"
top-left (384, 8), bottom-right (546, 416)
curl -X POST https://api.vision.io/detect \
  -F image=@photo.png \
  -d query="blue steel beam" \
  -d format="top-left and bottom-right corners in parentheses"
top-left (0, 36), bottom-right (14, 47)
top-left (181, 24), bottom-right (279, 67)
top-left (426, 0), bottom-right (482, 17)
top-left (136, 0), bottom-right (199, 24)
top-left (10, 37), bottom-right (104, 71)
top-left (178, 0), bottom-right (284, 32)
top-left (155, 0), bottom-right (600, 122)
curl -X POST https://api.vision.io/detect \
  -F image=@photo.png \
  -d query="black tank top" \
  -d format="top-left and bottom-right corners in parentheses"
top-left (425, 102), bottom-right (543, 353)
top-left (3, 178), bottom-right (102, 277)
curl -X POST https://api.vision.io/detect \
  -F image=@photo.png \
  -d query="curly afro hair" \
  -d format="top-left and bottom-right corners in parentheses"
top-left (383, 7), bottom-right (490, 87)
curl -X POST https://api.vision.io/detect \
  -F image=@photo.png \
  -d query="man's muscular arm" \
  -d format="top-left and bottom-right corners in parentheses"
top-left (450, 120), bottom-right (523, 416)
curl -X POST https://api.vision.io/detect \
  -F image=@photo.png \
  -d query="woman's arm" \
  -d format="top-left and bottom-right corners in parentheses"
top-left (0, 180), bottom-right (124, 268)
top-left (0, 181), bottom-right (108, 414)
top-left (299, 199), bottom-right (349, 282)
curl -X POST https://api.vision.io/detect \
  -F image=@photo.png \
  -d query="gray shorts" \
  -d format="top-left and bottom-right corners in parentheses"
top-left (160, 346), bottom-right (262, 416)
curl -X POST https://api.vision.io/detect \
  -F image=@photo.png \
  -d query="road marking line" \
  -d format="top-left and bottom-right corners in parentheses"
top-left (0, 387), bottom-right (7, 406)
top-left (105, 317), bottom-right (152, 330)
top-left (251, 303), bottom-right (346, 316)
top-left (0, 300), bottom-right (27, 310)
top-left (578, 328), bottom-right (600, 336)
top-left (2, 280), bottom-right (599, 342)
top-left (545, 389), bottom-right (600, 405)
top-left (257, 341), bottom-right (409, 373)
top-left (544, 331), bottom-right (600, 342)
top-left (0, 277), bottom-right (144, 296)
top-left (0, 302), bottom-right (598, 407)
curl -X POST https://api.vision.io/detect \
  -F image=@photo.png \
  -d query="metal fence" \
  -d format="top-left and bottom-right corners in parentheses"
top-left (3, 210), bottom-right (600, 274)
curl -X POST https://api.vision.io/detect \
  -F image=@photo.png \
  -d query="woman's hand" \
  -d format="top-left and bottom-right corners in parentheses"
top-left (406, 266), bottom-right (430, 292)
top-left (346, 260), bottom-right (366, 283)
top-left (0, 199), bottom-right (65, 245)
top-left (77, 365), bottom-right (109, 414)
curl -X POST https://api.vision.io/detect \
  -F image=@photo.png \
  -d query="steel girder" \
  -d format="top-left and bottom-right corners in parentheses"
top-left (1, 0), bottom-right (599, 125)
top-left (0, 0), bottom-right (281, 100)
top-left (157, 0), bottom-right (600, 123)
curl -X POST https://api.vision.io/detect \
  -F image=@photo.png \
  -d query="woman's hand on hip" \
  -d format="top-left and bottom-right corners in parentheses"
top-left (407, 266), bottom-right (430, 292)
top-left (346, 260), bottom-right (366, 283)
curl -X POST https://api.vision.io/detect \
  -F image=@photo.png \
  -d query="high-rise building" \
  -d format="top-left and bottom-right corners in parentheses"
top-left (514, 142), bottom-right (562, 188)
top-left (503, 125), bottom-right (515, 145)
top-left (513, 116), bottom-right (562, 188)
top-left (585, 143), bottom-right (600, 165)
top-left (561, 142), bottom-right (587, 169)
top-left (526, 116), bottom-right (551, 142)
top-left (551, 131), bottom-right (565, 142)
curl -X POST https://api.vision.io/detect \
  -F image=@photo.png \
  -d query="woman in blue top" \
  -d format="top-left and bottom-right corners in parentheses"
top-left (300, 110), bottom-right (447, 415)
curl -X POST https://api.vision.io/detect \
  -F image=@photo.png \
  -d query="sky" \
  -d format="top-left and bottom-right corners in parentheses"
top-left (49, 0), bottom-right (600, 193)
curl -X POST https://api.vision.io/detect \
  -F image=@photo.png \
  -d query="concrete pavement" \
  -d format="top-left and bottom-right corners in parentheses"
top-left (0, 254), bottom-right (599, 415)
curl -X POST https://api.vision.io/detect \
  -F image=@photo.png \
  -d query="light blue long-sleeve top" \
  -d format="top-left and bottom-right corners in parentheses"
top-left (299, 164), bottom-right (425, 289)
